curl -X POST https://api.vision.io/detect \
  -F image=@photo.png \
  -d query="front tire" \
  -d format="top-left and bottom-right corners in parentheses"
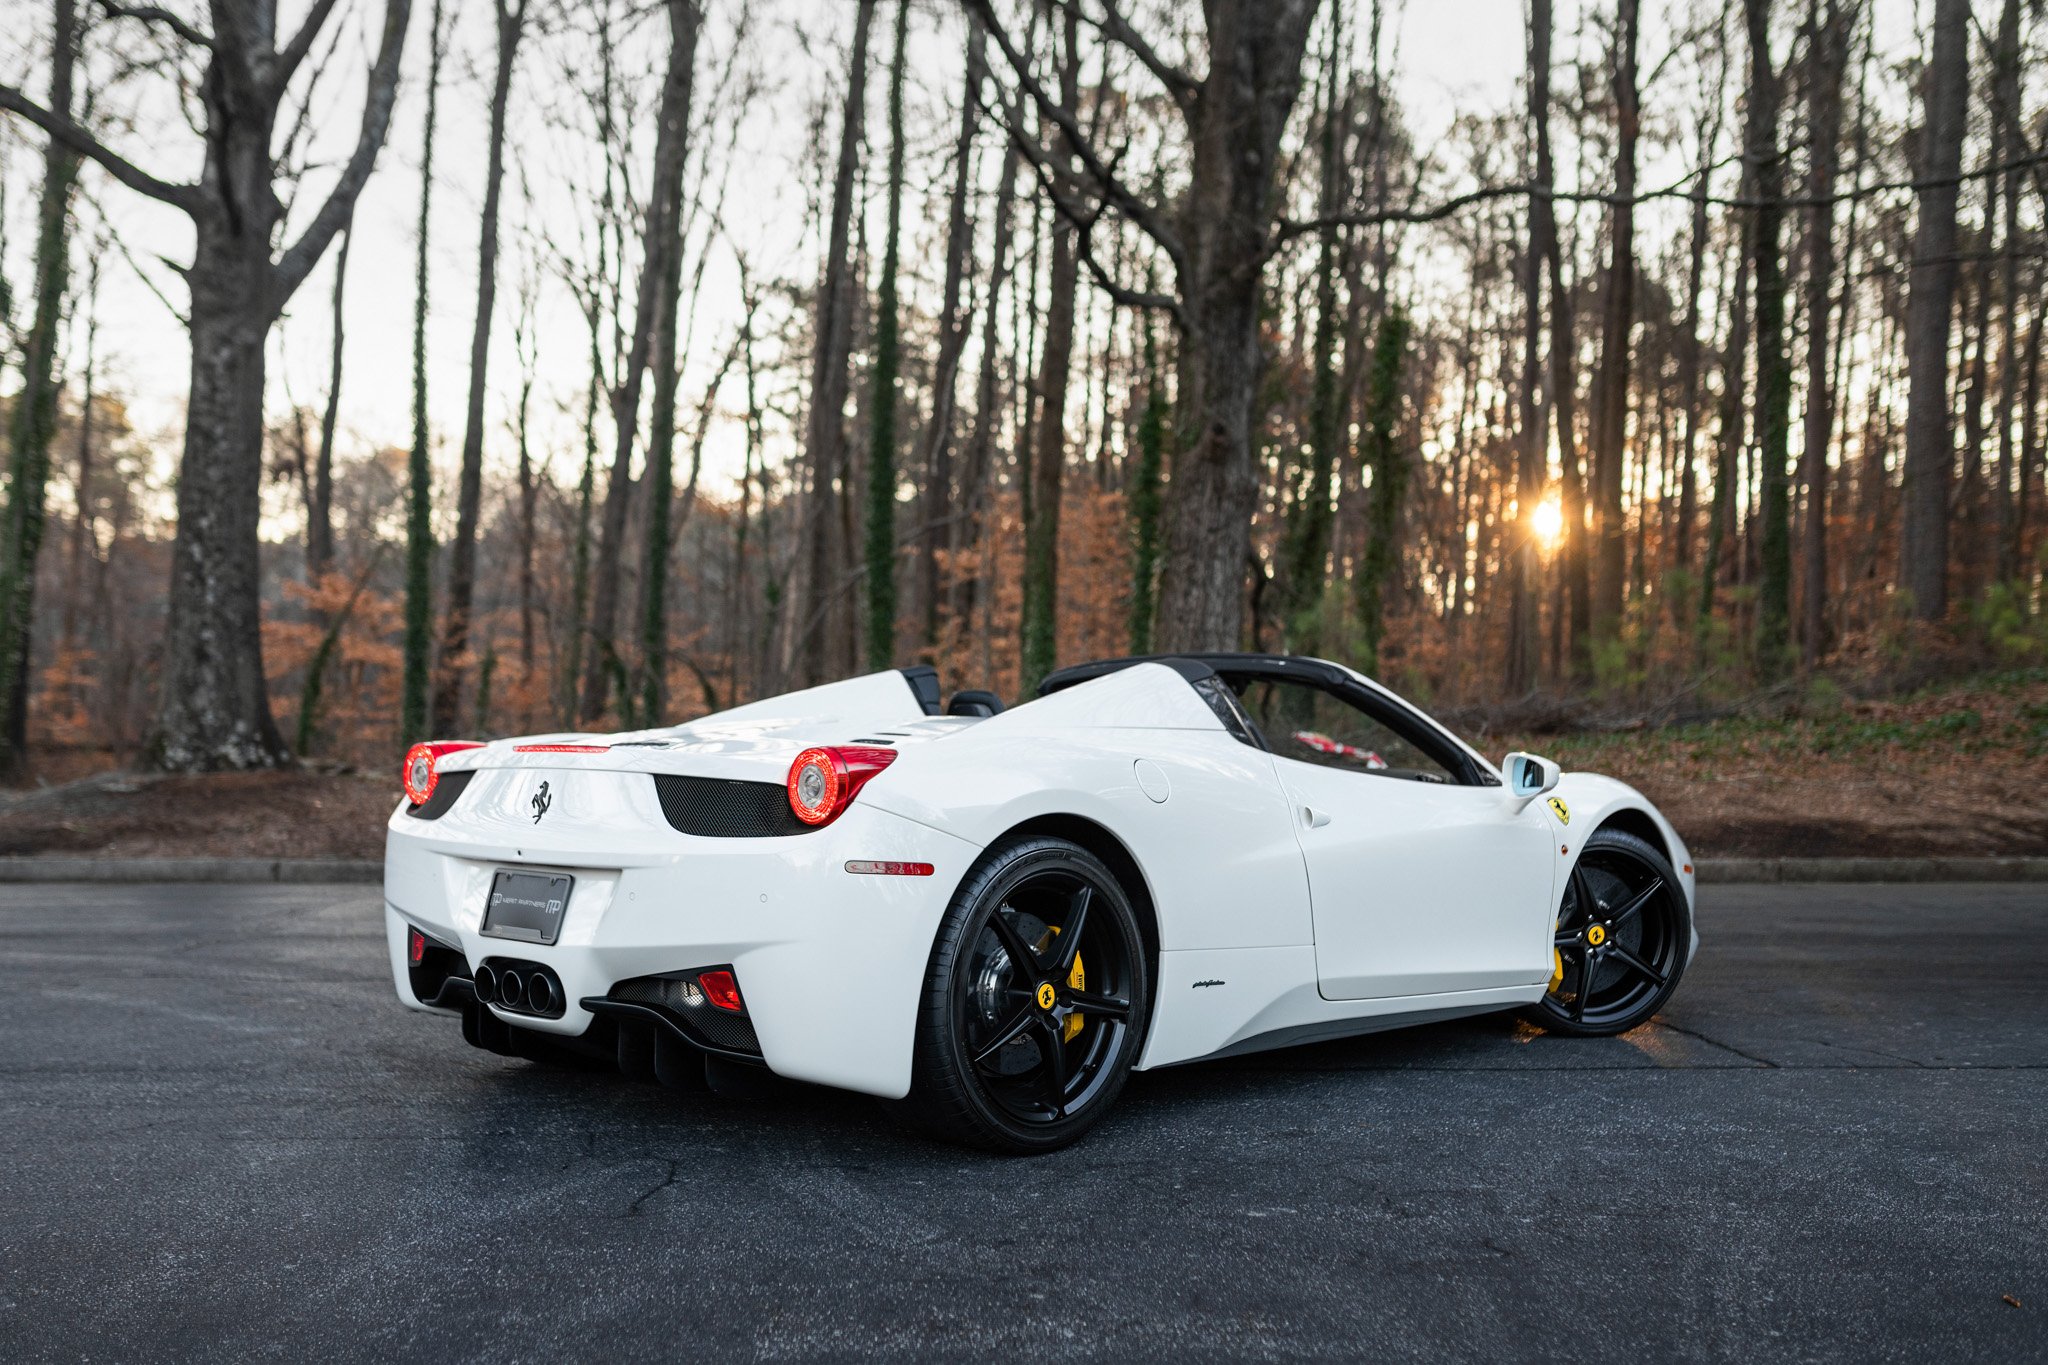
top-left (1524, 827), bottom-right (1691, 1036)
top-left (903, 837), bottom-right (1150, 1154)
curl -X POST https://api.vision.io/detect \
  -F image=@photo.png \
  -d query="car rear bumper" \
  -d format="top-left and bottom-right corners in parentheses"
top-left (383, 787), bottom-right (980, 1099)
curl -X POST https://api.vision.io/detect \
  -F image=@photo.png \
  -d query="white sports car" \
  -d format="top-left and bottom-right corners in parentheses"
top-left (385, 654), bottom-right (1696, 1152)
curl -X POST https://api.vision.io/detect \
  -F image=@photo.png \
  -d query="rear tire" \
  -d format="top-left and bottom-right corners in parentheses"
top-left (902, 837), bottom-right (1150, 1154)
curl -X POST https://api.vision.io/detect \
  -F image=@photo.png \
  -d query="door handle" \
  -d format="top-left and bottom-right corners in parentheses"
top-left (1302, 806), bottom-right (1331, 829)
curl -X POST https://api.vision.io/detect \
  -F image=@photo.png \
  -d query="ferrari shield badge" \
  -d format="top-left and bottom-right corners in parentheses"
top-left (1546, 796), bottom-right (1570, 825)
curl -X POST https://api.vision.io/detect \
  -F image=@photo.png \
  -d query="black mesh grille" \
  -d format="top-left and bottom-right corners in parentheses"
top-left (406, 768), bottom-right (476, 820)
top-left (651, 774), bottom-right (811, 837)
top-left (610, 975), bottom-right (762, 1054)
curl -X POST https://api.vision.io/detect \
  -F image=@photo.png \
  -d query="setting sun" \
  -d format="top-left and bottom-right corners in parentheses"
top-left (1530, 495), bottom-right (1565, 551)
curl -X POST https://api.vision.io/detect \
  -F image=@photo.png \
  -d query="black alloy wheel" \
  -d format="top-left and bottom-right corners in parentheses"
top-left (904, 837), bottom-right (1149, 1153)
top-left (1525, 827), bottom-right (1691, 1036)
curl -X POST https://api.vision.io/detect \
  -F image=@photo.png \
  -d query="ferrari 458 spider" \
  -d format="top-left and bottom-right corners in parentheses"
top-left (386, 654), bottom-right (1696, 1152)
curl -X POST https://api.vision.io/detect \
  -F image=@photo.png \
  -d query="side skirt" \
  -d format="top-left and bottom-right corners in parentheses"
top-left (1172, 1003), bottom-right (1517, 1066)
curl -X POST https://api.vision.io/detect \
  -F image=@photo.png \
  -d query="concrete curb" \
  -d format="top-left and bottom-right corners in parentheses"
top-left (0, 858), bottom-right (382, 884)
top-left (0, 855), bottom-right (2044, 886)
top-left (1694, 856), bottom-right (2048, 884)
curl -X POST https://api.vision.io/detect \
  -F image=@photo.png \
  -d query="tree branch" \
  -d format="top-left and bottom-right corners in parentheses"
top-left (962, 0), bottom-right (1185, 270)
top-left (1059, 0), bottom-right (1197, 111)
top-left (271, 0), bottom-right (412, 306)
top-left (97, 0), bottom-right (212, 47)
top-left (272, 0), bottom-right (345, 96)
top-left (0, 83), bottom-right (198, 209)
top-left (1008, 118), bottom-right (1185, 324)
top-left (1267, 148), bottom-right (2048, 256)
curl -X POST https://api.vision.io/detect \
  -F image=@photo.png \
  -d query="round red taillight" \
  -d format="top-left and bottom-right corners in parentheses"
top-left (787, 748), bottom-right (843, 826)
top-left (785, 745), bottom-right (898, 828)
top-left (403, 743), bottom-right (438, 805)
top-left (402, 740), bottom-right (485, 806)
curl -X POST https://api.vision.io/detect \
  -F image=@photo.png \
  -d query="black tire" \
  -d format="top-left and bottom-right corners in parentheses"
top-left (902, 836), bottom-right (1150, 1154)
top-left (1523, 826), bottom-right (1691, 1037)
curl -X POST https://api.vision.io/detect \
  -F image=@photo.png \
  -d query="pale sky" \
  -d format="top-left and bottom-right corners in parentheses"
top-left (0, 0), bottom-right (1916, 525)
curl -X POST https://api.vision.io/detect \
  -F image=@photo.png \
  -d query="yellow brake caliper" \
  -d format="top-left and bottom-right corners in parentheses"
top-left (1041, 926), bottom-right (1088, 1041)
top-left (1548, 915), bottom-right (1565, 995)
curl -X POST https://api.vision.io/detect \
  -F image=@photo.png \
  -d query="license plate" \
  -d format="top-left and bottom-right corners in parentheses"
top-left (481, 870), bottom-right (574, 945)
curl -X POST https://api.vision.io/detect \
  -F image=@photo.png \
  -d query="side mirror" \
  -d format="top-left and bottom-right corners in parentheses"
top-left (1503, 751), bottom-right (1560, 800)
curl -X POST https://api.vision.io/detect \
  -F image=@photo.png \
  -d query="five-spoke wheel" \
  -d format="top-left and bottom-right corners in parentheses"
top-left (906, 837), bottom-right (1149, 1153)
top-left (1525, 827), bottom-right (1690, 1036)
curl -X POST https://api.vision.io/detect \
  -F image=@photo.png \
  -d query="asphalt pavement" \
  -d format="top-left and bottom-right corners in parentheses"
top-left (0, 881), bottom-right (2041, 1362)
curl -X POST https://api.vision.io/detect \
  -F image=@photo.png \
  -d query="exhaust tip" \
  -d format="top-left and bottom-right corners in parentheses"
top-left (527, 973), bottom-right (556, 1015)
top-left (499, 969), bottom-right (525, 1008)
top-left (473, 964), bottom-right (497, 1003)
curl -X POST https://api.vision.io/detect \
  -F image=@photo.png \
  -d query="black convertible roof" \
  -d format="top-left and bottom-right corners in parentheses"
top-left (1036, 653), bottom-right (1357, 697)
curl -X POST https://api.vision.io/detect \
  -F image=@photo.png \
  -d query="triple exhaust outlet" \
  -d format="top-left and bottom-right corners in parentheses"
top-left (472, 961), bottom-right (560, 1017)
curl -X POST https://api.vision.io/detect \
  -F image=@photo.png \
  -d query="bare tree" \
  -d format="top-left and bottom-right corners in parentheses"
top-left (1, 0), bottom-right (411, 769)
top-left (307, 214), bottom-right (350, 584)
top-left (1898, 0), bottom-right (1970, 621)
top-left (1799, 0), bottom-right (1850, 666)
top-left (1019, 2), bottom-right (1080, 694)
top-left (580, 0), bottom-right (705, 720)
top-left (1588, 0), bottom-right (1640, 648)
top-left (971, 0), bottom-right (1323, 652)
top-left (787, 0), bottom-right (876, 687)
top-left (917, 13), bottom-right (987, 656)
top-left (0, 0), bottom-right (81, 780)
top-left (437, 0), bottom-right (532, 734)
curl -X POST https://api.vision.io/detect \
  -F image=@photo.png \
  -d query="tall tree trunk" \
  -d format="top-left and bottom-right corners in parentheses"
top-left (403, 0), bottom-right (449, 747)
top-left (1543, 143), bottom-right (1590, 673)
top-left (59, 261), bottom-right (98, 655)
top-left (1128, 307), bottom-right (1168, 654)
top-left (308, 216), bottom-right (349, 583)
top-left (952, 139), bottom-right (1021, 635)
top-left (1899, 0), bottom-right (1971, 622)
top-left (1151, 0), bottom-right (1322, 653)
top-left (1799, 0), bottom-right (1847, 667)
top-left (1670, 86), bottom-right (1721, 621)
top-left (918, 14), bottom-right (985, 655)
top-left (1701, 188), bottom-right (1757, 626)
top-left (0, 0), bottom-right (80, 779)
top-left (581, 0), bottom-right (702, 720)
top-left (864, 0), bottom-right (912, 673)
top-left (790, 0), bottom-right (876, 687)
top-left (1020, 3), bottom-right (1081, 695)
top-left (1990, 0), bottom-right (2023, 583)
top-left (1746, 0), bottom-right (1793, 676)
top-left (1508, 0), bottom-right (1554, 693)
top-left (1588, 0), bottom-right (1640, 647)
top-left (436, 0), bottom-right (528, 735)
top-left (1280, 6), bottom-right (1347, 658)
top-left (635, 0), bottom-right (706, 723)
top-left (2, 0), bottom-right (408, 769)
top-left (1353, 308), bottom-right (1411, 672)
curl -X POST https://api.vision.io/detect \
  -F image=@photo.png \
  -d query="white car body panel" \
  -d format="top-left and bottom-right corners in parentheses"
top-left (384, 662), bottom-right (1697, 1100)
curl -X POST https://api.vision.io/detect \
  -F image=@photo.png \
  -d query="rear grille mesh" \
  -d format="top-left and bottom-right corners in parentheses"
top-left (405, 768), bottom-right (475, 820)
top-left (611, 976), bottom-right (762, 1055)
top-left (651, 774), bottom-right (811, 838)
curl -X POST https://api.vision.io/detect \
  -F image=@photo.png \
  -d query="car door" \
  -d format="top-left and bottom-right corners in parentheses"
top-left (1230, 675), bottom-right (1556, 1001)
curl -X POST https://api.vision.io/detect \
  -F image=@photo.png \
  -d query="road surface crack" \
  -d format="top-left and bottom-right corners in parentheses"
top-left (626, 1160), bottom-right (679, 1217)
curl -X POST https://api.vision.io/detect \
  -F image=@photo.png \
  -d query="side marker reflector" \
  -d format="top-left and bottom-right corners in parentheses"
top-left (845, 860), bottom-right (935, 877)
top-left (408, 926), bottom-right (427, 964)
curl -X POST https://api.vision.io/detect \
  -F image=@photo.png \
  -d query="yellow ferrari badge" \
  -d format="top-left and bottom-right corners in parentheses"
top-left (1547, 796), bottom-right (1570, 825)
top-left (1587, 924), bottom-right (1607, 946)
top-left (1036, 981), bottom-right (1057, 1011)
